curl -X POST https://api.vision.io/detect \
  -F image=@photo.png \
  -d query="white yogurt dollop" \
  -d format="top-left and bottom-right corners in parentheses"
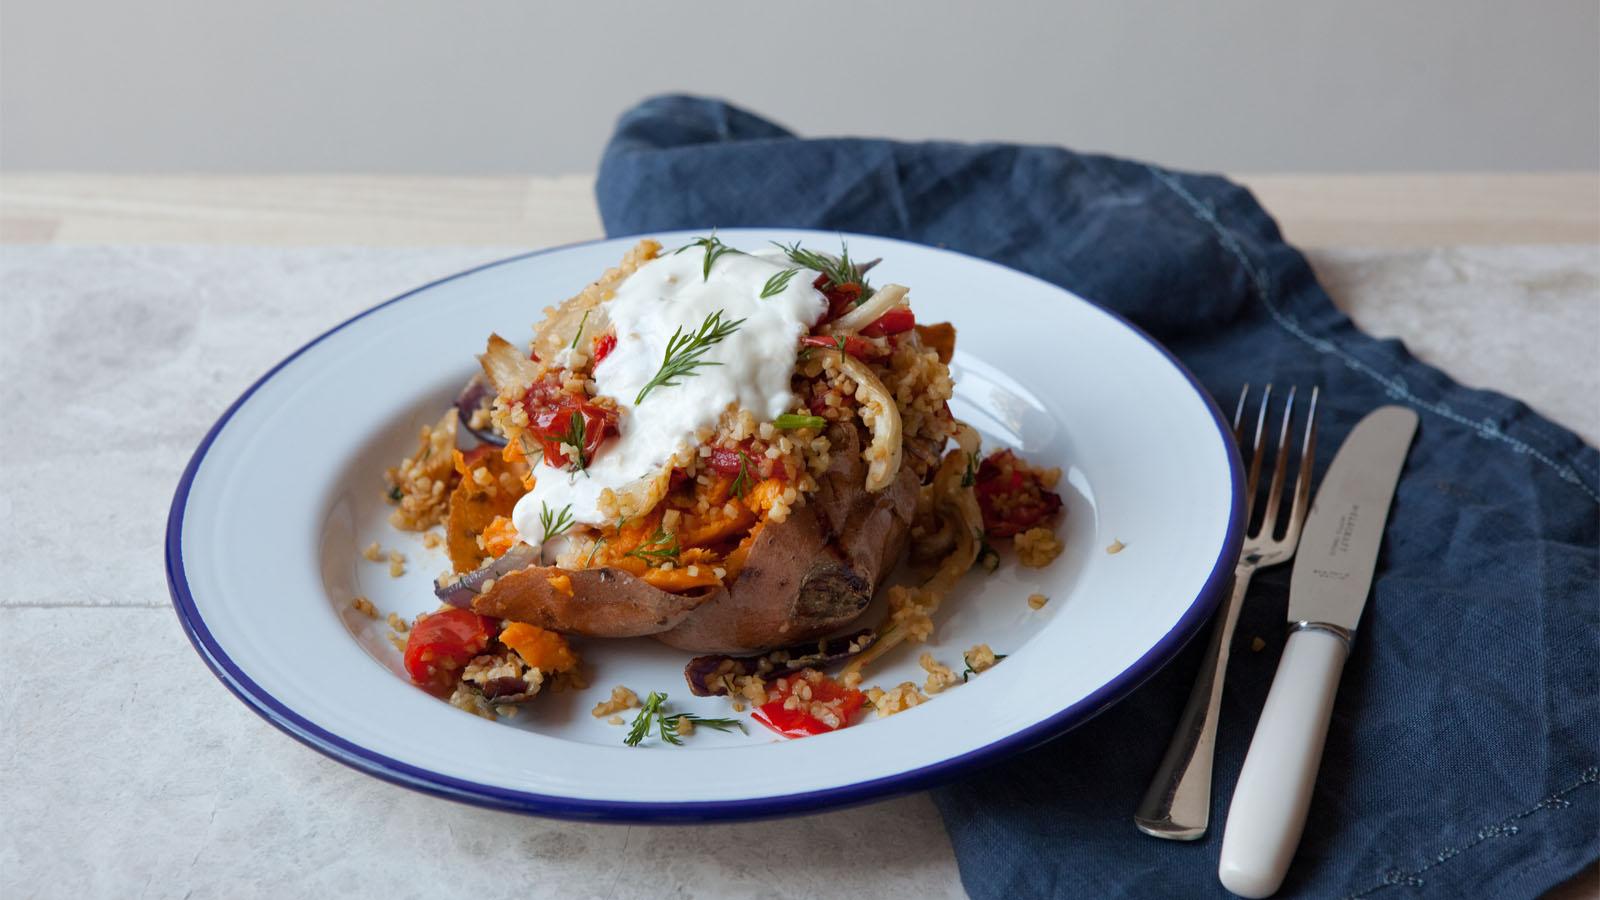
top-left (511, 248), bottom-right (826, 539)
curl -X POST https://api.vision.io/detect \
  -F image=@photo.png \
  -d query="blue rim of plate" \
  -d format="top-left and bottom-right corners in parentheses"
top-left (166, 230), bottom-right (1246, 824)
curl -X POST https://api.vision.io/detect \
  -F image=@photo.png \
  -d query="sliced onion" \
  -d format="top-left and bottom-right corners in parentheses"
top-left (455, 374), bottom-right (507, 446)
top-left (682, 629), bottom-right (878, 697)
top-left (434, 543), bottom-right (541, 608)
top-left (835, 354), bottom-right (903, 492)
top-left (831, 283), bottom-right (908, 335)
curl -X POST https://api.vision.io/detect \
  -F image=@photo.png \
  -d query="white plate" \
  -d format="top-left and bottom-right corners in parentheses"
top-left (167, 229), bottom-right (1244, 821)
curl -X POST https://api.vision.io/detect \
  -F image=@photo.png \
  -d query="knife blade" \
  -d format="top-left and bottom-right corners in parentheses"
top-left (1219, 405), bottom-right (1418, 899)
top-left (1287, 405), bottom-right (1420, 634)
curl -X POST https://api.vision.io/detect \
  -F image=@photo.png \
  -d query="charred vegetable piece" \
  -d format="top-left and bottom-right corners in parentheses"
top-left (434, 543), bottom-right (541, 608)
top-left (682, 629), bottom-right (878, 697)
top-left (752, 670), bottom-right (865, 738)
top-left (974, 449), bottom-right (1064, 538)
top-left (454, 374), bottom-right (506, 446)
top-left (403, 608), bottom-right (498, 690)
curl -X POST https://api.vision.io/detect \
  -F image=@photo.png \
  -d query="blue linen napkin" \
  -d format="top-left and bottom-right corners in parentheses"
top-left (596, 95), bottom-right (1599, 899)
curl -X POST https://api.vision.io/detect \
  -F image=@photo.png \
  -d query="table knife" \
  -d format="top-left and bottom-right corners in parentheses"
top-left (1218, 405), bottom-right (1419, 898)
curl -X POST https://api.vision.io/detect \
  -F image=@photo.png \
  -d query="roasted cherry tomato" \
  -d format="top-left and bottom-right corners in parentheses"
top-left (859, 306), bottom-right (914, 337)
top-left (403, 608), bottom-right (497, 690)
top-left (707, 447), bottom-right (746, 475)
top-left (752, 670), bottom-right (865, 738)
top-left (973, 449), bottom-right (1064, 537)
top-left (592, 333), bottom-right (617, 365)
top-left (520, 383), bottom-right (616, 470)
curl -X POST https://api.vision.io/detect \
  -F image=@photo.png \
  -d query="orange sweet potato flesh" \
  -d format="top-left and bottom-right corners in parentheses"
top-left (471, 421), bottom-right (919, 654)
top-left (445, 449), bottom-right (525, 573)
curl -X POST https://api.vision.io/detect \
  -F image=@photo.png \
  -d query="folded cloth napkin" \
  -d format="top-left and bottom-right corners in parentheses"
top-left (596, 95), bottom-right (1598, 899)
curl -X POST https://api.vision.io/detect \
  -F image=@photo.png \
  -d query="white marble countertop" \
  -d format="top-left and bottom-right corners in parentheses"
top-left (1, 242), bottom-right (1594, 899)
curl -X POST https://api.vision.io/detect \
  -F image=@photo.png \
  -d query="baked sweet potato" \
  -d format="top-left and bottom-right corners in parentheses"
top-left (466, 423), bottom-right (919, 653)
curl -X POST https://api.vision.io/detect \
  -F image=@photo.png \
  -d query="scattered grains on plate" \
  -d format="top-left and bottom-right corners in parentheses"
top-left (422, 531), bottom-right (444, 550)
top-left (866, 682), bottom-right (930, 717)
top-left (387, 612), bottom-right (410, 633)
top-left (1027, 593), bottom-right (1049, 610)
top-left (1015, 527), bottom-right (1064, 568)
top-left (387, 633), bottom-right (407, 652)
top-left (1106, 539), bottom-right (1126, 554)
top-left (607, 715), bottom-right (624, 725)
top-left (963, 644), bottom-right (999, 676)
top-left (387, 550), bottom-right (407, 578)
top-left (919, 653), bottom-right (960, 694)
top-left (350, 596), bottom-right (378, 619)
top-left (362, 541), bottom-right (384, 562)
top-left (676, 717), bottom-right (696, 736)
top-left (591, 685), bottom-right (640, 717)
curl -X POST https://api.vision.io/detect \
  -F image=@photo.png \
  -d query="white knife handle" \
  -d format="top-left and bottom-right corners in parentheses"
top-left (1218, 627), bottom-right (1350, 898)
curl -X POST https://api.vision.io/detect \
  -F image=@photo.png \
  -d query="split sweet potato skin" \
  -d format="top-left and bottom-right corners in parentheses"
top-left (467, 421), bottom-right (921, 654)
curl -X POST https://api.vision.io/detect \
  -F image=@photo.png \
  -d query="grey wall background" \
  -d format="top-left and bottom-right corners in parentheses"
top-left (2, 0), bottom-right (1596, 175)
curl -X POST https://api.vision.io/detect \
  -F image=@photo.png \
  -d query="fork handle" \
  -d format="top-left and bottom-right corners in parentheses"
top-left (1134, 565), bottom-right (1256, 840)
top-left (1218, 627), bottom-right (1349, 898)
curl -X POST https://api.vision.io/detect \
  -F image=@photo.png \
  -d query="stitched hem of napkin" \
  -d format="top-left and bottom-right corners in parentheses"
top-left (1144, 164), bottom-right (1600, 506)
top-left (1341, 766), bottom-right (1599, 898)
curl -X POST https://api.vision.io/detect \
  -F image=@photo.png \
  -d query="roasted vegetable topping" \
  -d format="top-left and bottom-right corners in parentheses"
top-left (974, 449), bottom-right (1064, 538)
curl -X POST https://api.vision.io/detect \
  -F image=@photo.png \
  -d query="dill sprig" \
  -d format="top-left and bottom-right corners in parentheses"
top-left (674, 233), bottom-right (741, 281)
top-left (624, 524), bottom-right (679, 563)
top-left (538, 502), bottom-right (575, 544)
top-left (962, 654), bottom-right (1008, 683)
top-left (624, 691), bottom-right (748, 747)
top-left (568, 309), bottom-right (590, 350)
top-left (772, 239), bottom-right (871, 294)
top-left (760, 267), bottom-right (800, 299)
top-left (961, 452), bottom-right (978, 488)
top-left (634, 309), bottom-right (745, 404)
top-left (730, 450), bottom-right (752, 498)
top-left (555, 410), bottom-right (589, 472)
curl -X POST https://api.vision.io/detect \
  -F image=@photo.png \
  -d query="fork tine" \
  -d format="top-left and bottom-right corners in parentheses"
top-left (1232, 384), bottom-right (1251, 438)
top-left (1244, 384), bottom-right (1272, 535)
top-left (1283, 386), bottom-right (1320, 548)
top-left (1259, 386), bottom-right (1297, 539)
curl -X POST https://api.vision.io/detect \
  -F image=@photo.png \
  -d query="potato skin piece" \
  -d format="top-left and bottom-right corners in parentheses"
top-left (472, 566), bottom-right (717, 637)
top-left (654, 424), bottom-right (919, 654)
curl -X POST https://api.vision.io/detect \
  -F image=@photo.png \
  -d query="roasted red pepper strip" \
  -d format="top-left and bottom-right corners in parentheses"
top-left (974, 449), bottom-right (1064, 537)
top-left (860, 306), bottom-right (914, 337)
top-left (403, 608), bottom-right (498, 690)
top-left (802, 334), bottom-right (882, 360)
top-left (752, 671), bottom-right (865, 738)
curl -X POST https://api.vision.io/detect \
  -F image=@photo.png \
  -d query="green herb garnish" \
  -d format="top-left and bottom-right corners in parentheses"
top-left (760, 267), bottom-right (800, 299)
top-left (974, 530), bottom-right (1000, 574)
top-left (961, 453), bottom-right (978, 488)
top-left (625, 524), bottom-right (679, 563)
top-left (624, 691), bottom-right (747, 747)
top-left (730, 450), bottom-right (752, 498)
top-left (634, 309), bottom-right (745, 404)
top-left (386, 485), bottom-right (403, 502)
top-left (774, 413), bottom-right (826, 430)
top-left (569, 309), bottom-right (591, 350)
top-left (962, 654), bottom-right (1008, 683)
top-left (772, 238), bottom-right (871, 299)
top-left (538, 502), bottom-right (575, 544)
top-left (674, 233), bottom-right (741, 281)
top-left (582, 538), bottom-right (606, 567)
top-left (555, 410), bottom-right (589, 472)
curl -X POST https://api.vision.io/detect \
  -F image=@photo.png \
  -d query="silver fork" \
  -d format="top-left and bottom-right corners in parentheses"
top-left (1134, 384), bottom-right (1319, 840)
